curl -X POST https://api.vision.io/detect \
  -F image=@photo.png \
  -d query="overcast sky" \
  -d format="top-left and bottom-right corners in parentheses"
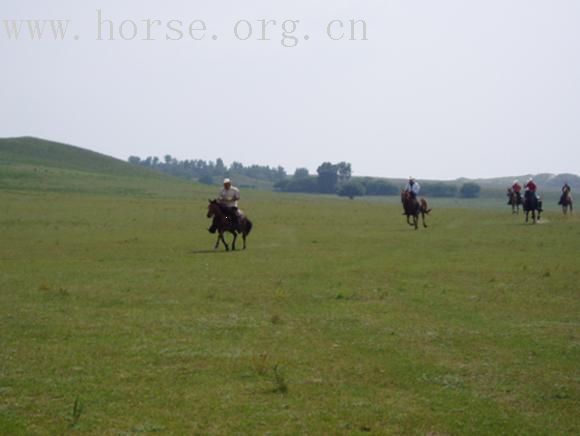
top-left (1, 0), bottom-right (579, 179)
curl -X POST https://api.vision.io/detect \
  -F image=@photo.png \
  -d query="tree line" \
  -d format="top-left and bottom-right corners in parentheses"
top-left (127, 156), bottom-right (481, 198)
top-left (128, 155), bottom-right (286, 185)
top-left (275, 162), bottom-right (481, 199)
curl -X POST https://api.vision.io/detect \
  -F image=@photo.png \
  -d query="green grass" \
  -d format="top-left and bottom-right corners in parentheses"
top-left (0, 140), bottom-right (579, 434)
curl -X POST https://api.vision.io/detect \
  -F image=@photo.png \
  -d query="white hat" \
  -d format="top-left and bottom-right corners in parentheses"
top-left (223, 178), bottom-right (231, 184)
top-left (409, 176), bottom-right (415, 180)
top-left (513, 179), bottom-right (518, 184)
top-left (528, 177), bottom-right (533, 182)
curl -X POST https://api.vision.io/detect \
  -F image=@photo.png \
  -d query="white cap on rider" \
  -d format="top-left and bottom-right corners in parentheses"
top-left (513, 179), bottom-right (518, 184)
top-left (528, 177), bottom-right (533, 182)
top-left (223, 178), bottom-right (231, 184)
top-left (409, 176), bottom-right (415, 181)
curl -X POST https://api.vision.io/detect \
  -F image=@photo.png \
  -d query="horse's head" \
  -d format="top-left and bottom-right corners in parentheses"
top-left (401, 190), bottom-right (413, 203)
top-left (207, 199), bottom-right (218, 218)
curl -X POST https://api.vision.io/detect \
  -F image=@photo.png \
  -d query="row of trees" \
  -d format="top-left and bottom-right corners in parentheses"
top-left (127, 155), bottom-right (482, 199)
top-left (336, 181), bottom-right (481, 199)
top-left (128, 155), bottom-right (286, 184)
top-left (274, 162), bottom-right (354, 194)
top-left (335, 180), bottom-right (481, 199)
top-left (275, 162), bottom-right (481, 199)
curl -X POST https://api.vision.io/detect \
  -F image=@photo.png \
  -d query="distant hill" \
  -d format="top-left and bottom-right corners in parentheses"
top-left (0, 137), bottom-right (195, 196)
top-left (0, 137), bottom-right (156, 178)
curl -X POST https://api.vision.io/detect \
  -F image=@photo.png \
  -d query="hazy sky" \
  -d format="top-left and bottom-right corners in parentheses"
top-left (1, 0), bottom-right (579, 179)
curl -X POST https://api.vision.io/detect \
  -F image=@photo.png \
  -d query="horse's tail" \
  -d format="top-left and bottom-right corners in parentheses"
top-left (245, 218), bottom-right (253, 235)
top-left (420, 198), bottom-right (432, 214)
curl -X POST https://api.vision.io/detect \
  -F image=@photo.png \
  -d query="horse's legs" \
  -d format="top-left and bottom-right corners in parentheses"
top-left (414, 215), bottom-right (418, 230)
top-left (214, 234), bottom-right (220, 250)
top-left (242, 232), bottom-right (247, 250)
top-left (421, 211), bottom-right (428, 228)
top-left (219, 232), bottom-right (229, 251)
top-left (406, 215), bottom-right (412, 226)
top-left (231, 231), bottom-right (238, 251)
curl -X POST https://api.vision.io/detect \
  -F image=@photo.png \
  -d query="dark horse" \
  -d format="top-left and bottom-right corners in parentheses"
top-left (560, 189), bottom-right (573, 215)
top-left (507, 188), bottom-right (521, 214)
top-left (523, 191), bottom-right (542, 224)
top-left (206, 200), bottom-right (253, 251)
top-left (401, 190), bottom-right (431, 230)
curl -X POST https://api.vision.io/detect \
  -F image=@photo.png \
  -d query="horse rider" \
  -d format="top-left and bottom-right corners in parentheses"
top-left (208, 178), bottom-right (241, 233)
top-left (509, 179), bottom-right (522, 204)
top-left (524, 177), bottom-right (539, 203)
top-left (524, 177), bottom-right (537, 194)
top-left (404, 177), bottom-right (421, 200)
top-left (559, 182), bottom-right (572, 205)
top-left (218, 177), bottom-right (241, 222)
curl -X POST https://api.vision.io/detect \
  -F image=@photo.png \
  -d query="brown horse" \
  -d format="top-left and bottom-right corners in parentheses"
top-left (206, 200), bottom-right (253, 251)
top-left (507, 188), bottom-right (521, 214)
top-left (401, 191), bottom-right (431, 230)
top-left (561, 190), bottom-right (573, 215)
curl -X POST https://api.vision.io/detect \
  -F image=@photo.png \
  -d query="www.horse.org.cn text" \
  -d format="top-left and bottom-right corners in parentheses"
top-left (1, 10), bottom-right (369, 48)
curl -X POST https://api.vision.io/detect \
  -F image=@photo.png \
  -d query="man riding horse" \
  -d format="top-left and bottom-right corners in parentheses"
top-left (559, 182), bottom-right (573, 214)
top-left (559, 182), bottom-right (572, 206)
top-left (208, 178), bottom-right (241, 233)
top-left (404, 177), bottom-right (421, 200)
top-left (401, 177), bottom-right (431, 229)
top-left (507, 179), bottom-right (522, 205)
top-left (523, 177), bottom-right (543, 223)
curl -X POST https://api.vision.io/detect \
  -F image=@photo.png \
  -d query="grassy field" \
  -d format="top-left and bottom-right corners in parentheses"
top-left (1, 141), bottom-right (579, 434)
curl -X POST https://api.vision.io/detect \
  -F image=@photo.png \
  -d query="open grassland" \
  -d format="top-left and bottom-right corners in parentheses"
top-left (1, 177), bottom-right (579, 435)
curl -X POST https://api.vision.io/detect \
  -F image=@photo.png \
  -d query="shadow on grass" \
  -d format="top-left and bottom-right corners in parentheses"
top-left (190, 249), bottom-right (227, 255)
top-left (190, 249), bottom-right (244, 255)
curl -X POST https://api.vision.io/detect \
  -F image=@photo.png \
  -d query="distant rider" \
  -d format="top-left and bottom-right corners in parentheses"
top-left (559, 182), bottom-right (571, 205)
top-left (524, 177), bottom-right (540, 206)
top-left (404, 177), bottom-right (421, 200)
top-left (209, 178), bottom-right (241, 233)
top-left (524, 178), bottom-right (537, 194)
top-left (218, 177), bottom-right (241, 223)
top-left (509, 179), bottom-right (522, 204)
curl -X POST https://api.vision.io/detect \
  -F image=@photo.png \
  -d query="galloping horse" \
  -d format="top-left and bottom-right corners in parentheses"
top-left (401, 190), bottom-right (431, 230)
top-left (207, 200), bottom-right (253, 251)
top-left (523, 191), bottom-right (542, 224)
top-left (507, 188), bottom-right (521, 214)
top-left (561, 189), bottom-right (573, 215)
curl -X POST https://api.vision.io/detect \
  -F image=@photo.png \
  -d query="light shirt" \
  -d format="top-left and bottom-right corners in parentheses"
top-left (405, 181), bottom-right (421, 195)
top-left (218, 186), bottom-right (240, 207)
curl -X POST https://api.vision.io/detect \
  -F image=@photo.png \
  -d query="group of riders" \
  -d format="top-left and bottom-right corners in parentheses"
top-left (207, 175), bottom-right (573, 234)
top-left (507, 178), bottom-right (572, 209)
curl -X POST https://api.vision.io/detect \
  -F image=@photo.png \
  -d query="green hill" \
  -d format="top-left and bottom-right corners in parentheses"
top-left (0, 137), bottom-right (156, 178)
top-left (0, 137), bottom-right (197, 196)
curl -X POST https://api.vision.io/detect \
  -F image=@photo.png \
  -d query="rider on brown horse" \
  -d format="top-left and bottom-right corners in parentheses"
top-left (508, 179), bottom-right (522, 205)
top-left (404, 177), bottom-right (421, 200)
top-left (209, 178), bottom-right (241, 233)
top-left (558, 182), bottom-right (572, 206)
